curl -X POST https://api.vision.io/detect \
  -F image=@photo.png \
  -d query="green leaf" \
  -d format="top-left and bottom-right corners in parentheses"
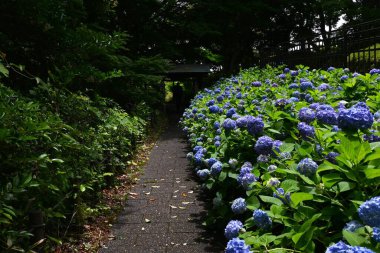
top-left (336, 181), bottom-right (356, 192)
top-left (363, 168), bottom-right (380, 179)
top-left (291, 192), bottom-right (313, 207)
top-left (292, 228), bottom-right (316, 250)
top-left (280, 143), bottom-right (295, 153)
top-left (52, 158), bottom-right (64, 163)
top-left (281, 179), bottom-right (300, 192)
top-left (322, 173), bottom-right (342, 188)
top-left (342, 230), bottom-right (367, 246)
top-left (246, 195), bottom-right (260, 210)
top-left (0, 62), bottom-right (9, 77)
top-left (79, 184), bottom-right (86, 192)
top-left (259, 195), bottom-right (283, 206)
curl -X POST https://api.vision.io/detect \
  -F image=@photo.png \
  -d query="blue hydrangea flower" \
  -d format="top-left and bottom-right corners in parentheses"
top-left (253, 209), bottom-right (272, 230)
top-left (298, 122), bottom-right (315, 139)
top-left (217, 95), bottom-right (224, 102)
top-left (338, 102), bottom-right (374, 130)
top-left (227, 108), bottom-right (237, 118)
top-left (299, 107), bottom-right (316, 123)
top-left (327, 66), bottom-right (335, 72)
top-left (252, 81), bottom-right (262, 87)
top-left (214, 121), bottom-right (220, 129)
top-left (343, 220), bottom-right (363, 232)
top-left (225, 238), bottom-right (251, 253)
top-left (236, 116), bottom-right (249, 128)
top-left (272, 83), bottom-right (278, 87)
top-left (363, 134), bottom-right (380, 143)
top-left (316, 105), bottom-right (338, 125)
top-left (257, 154), bottom-right (270, 163)
top-left (309, 103), bottom-right (320, 110)
top-left (279, 152), bottom-right (291, 160)
top-left (206, 100), bottom-right (215, 106)
top-left (210, 161), bottom-right (223, 177)
top-left (374, 111), bottom-right (380, 120)
top-left (272, 140), bottom-right (282, 154)
top-left (214, 135), bottom-right (221, 142)
top-left (326, 152), bottom-right (339, 164)
top-left (332, 125), bottom-right (340, 132)
top-left (214, 141), bottom-right (221, 147)
top-left (196, 169), bottom-right (210, 180)
top-left (275, 98), bottom-right (289, 107)
top-left (353, 72), bottom-right (360, 77)
top-left (236, 92), bottom-right (242, 99)
top-left (254, 136), bottom-right (274, 155)
top-left (194, 152), bottom-right (204, 165)
top-left (305, 94), bottom-right (314, 103)
top-left (231, 198), bottom-right (247, 214)
top-left (326, 241), bottom-right (352, 253)
top-left (289, 83), bottom-right (299, 89)
top-left (224, 220), bottom-right (243, 239)
top-left (317, 83), bottom-right (330, 91)
top-left (273, 187), bottom-right (291, 204)
top-left (223, 118), bottom-right (237, 131)
top-left (300, 81), bottom-right (314, 91)
top-left (209, 105), bottom-right (220, 113)
top-left (340, 75), bottom-right (349, 82)
top-left (267, 165), bottom-right (277, 172)
top-left (278, 73), bottom-right (286, 79)
top-left (247, 117), bottom-right (264, 135)
top-left (297, 158), bottom-right (318, 177)
top-left (289, 97), bottom-right (299, 102)
top-left (206, 158), bottom-right (218, 167)
top-left (369, 68), bottom-right (380, 75)
top-left (284, 68), bottom-right (290, 73)
top-left (358, 196), bottom-right (380, 227)
top-left (351, 246), bottom-right (375, 253)
top-left (373, 227), bottom-right (380, 242)
top-left (237, 172), bottom-right (257, 189)
top-left (291, 70), bottom-right (298, 76)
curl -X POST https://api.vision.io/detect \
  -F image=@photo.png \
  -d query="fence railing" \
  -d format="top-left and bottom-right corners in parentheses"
top-left (260, 19), bottom-right (380, 72)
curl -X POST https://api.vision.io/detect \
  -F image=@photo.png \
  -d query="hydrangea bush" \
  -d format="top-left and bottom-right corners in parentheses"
top-left (181, 65), bottom-right (380, 252)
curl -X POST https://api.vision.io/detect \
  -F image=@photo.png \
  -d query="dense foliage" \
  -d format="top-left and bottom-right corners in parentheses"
top-left (0, 61), bottom-right (148, 251)
top-left (181, 66), bottom-right (380, 252)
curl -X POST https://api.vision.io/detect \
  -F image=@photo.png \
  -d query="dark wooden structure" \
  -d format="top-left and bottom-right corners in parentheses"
top-left (260, 19), bottom-right (380, 72)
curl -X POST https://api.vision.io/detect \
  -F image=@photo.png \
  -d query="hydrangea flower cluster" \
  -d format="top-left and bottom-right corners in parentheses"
top-left (373, 227), bottom-right (380, 242)
top-left (298, 107), bottom-right (316, 123)
top-left (326, 241), bottom-right (375, 253)
top-left (343, 220), bottom-right (363, 232)
top-left (300, 81), bottom-right (314, 91)
top-left (224, 220), bottom-right (243, 239)
top-left (223, 118), bottom-right (237, 131)
top-left (297, 158), bottom-right (318, 177)
top-left (273, 187), bottom-right (291, 204)
top-left (252, 81), bottom-right (262, 87)
top-left (316, 104), bottom-right (338, 125)
top-left (358, 196), bottom-right (380, 228)
top-left (210, 161), bottom-right (223, 177)
top-left (237, 163), bottom-right (257, 190)
top-left (254, 136), bottom-right (274, 155)
top-left (209, 105), bottom-right (220, 113)
top-left (231, 197), bottom-right (247, 214)
top-left (326, 152), bottom-right (339, 164)
top-left (253, 209), bottom-right (272, 230)
top-left (298, 122), bottom-right (315, 139)
top-left (225, 238), bottom-right (251, 253)
top-left (369, 68), bottom-right (380, 75)
top-left (338, 102), bottom-right (374, 130)
top-left (196, 169), bottom-right (210, 180)
top-left (318, 83), bottom-right (330, 91)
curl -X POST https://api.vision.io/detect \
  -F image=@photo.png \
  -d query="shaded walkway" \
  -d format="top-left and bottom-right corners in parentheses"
top-left (100, 113), bottom-right (224, 253)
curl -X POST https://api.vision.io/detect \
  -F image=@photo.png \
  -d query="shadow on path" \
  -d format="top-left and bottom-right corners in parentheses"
top-left (99, 107), bottom-right (225, 253)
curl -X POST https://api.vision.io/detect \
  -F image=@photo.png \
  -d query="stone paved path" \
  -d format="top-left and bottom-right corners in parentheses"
top-left (100, 114), bottom-right (224, 253)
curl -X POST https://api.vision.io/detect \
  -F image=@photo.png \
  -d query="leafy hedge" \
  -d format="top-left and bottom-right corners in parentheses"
top-left (0, 71), bottom-right (148, 251)
top-left (181, 66), bottom-right (380, 252)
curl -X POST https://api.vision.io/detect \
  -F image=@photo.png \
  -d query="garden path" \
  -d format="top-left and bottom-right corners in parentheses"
top-left (99, 112), bottom-right (224, 253)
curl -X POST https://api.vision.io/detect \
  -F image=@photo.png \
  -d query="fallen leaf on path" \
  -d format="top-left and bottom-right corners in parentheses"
top-left (144, 219), bottom-right (151, 223)
top-left (169, 205), bottom-right (177, 209)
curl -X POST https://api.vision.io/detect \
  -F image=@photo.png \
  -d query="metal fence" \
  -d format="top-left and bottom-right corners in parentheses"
top-left (260, 19), bottom-right (380, 72)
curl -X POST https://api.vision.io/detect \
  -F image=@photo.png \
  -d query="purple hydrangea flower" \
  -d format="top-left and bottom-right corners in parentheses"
top-left (300, 81), bottom-right (314, 91)
top-left (227, 108), bottom-right (237, 118)
top-left (247, 117), bottom-right (264, 135)
top-left (253, 209), bottom-right (272, 230)
top-left (252, 81), bottom-right (262, 87)
top-left (309, 103), bottom-right (320, 110)
top-left (326, 152), bottom-right (339, 164)
top-left (318, 83), bottom-right (330, 91)
top-left (231, 198), bottom-right (247, 214)
top-left (338, 102), bottom-right (374, 130)
top-left (297, 158), bottom-right (318, 177)
top-left (291, 70), bottom-right (298, 76)
top-left (223, 118), bottom-right (237, 131)
top-left (289, 83), bottom-right (299, 89)
top-left (217, 95), bottom-right (224, 102)
top-left (225, 238), bottom-right (251, 253)
top-left (316, 105), bottom-right (338, 125)
top-left (214, 121), bottom-right (220, 129)
top-left (237, 172), bottom-right (257, 189)
top-left (254, 136), bottom-right (274, 155)
top-left (298, 122), bottom-right (315, 139)
top-left (369, 68), bottom-right (380, 75)
top-left (340, 75), bottom-right (349, 82)
top-left (236, 116), bottom-right (249, 128)
top-left (278, 73), bottom-right (286, 79)
top-left (358, 196), bottom-right (380, 227)
top-left (224, 220), bottom-right (243, 239)
top-left (284, 68), bottom-right (290, 73)
top-left (327, 66), bottom-right (335, 72)
top-left (299, 107), bottom-right (316, 123)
